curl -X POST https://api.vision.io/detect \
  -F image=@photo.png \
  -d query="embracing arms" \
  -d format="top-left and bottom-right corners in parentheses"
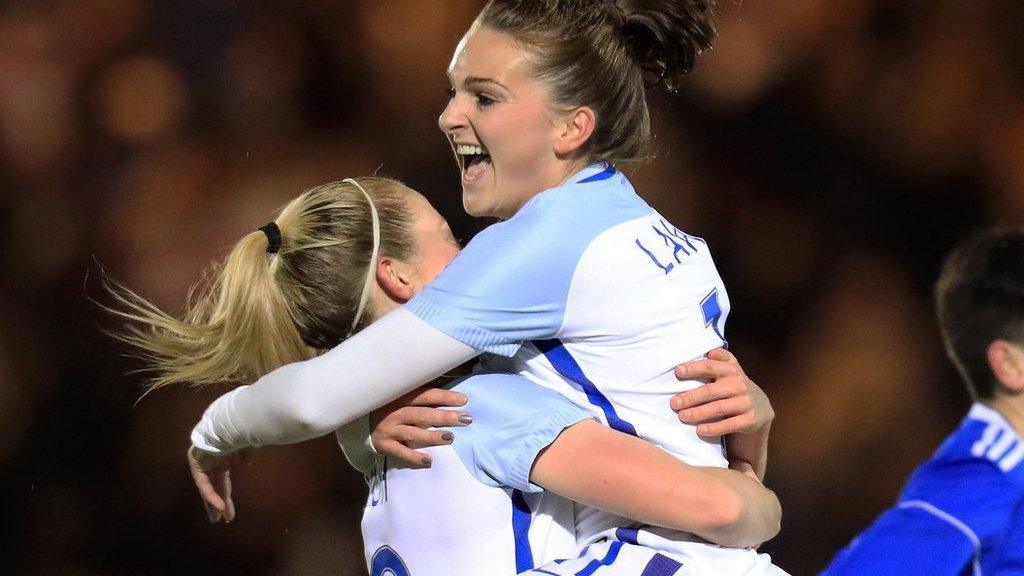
top-left (190, 309), bottom-right (477, 457)
top-left (357, 348), bottom-right (780, 548)
top-left (366, 348), bottom-right (775, 479)
top-left (188, 309), bottom-right (477, 522)
top-left (531, 419), bottom-right (781, 549)
top-left (529, 349), bottom-right (780, 548)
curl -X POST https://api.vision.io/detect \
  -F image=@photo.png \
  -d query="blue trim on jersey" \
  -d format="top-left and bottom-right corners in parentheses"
top-left (512, 490), bottom-right (535, 571)
top-left (577, 165), bottom-right (616, 183)
top-left (640, 554), bottom-right (683, 576)
top-left (535, 339), bottom-right (639, 436)
top-left (575, 541), bottom-right (624, 576)
top-left (446, 374), bottom-right (593, 492)
top-left (615, 526), bottom-right (640, 545)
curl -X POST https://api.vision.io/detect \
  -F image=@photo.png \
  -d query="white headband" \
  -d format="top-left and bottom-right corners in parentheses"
top-left (344, 178), bottom-right (381, 335)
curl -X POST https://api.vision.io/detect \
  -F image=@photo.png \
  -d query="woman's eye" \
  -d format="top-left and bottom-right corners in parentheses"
top-left (475, 93), bottom-right (495, 107)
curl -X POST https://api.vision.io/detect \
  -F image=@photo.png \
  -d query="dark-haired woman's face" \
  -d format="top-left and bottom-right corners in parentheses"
top-left (439, 25), bottom-right (569, 220)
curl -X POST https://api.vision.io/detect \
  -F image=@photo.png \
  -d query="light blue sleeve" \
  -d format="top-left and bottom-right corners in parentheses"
top-left (405, 171), bottom-right (651, 357)
top-left (447, 373), bottom-right (595, 493)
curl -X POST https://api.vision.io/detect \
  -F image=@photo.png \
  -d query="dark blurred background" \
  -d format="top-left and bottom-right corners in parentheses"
top-left (1, 0), bottom-right (1021, 574)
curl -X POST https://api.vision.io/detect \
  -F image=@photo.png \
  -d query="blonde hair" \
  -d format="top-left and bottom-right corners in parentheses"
top-left (103, 177), bottom-right (417, 393)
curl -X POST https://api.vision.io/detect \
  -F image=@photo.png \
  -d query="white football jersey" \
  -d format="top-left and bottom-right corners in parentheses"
top-left (360, 373), bottom-right (592, 575)
top-left (407, 164), bottom-right (784, 573)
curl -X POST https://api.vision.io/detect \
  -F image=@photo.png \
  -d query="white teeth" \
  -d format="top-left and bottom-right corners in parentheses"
top-left (456, 144), bottom-right (488, 156)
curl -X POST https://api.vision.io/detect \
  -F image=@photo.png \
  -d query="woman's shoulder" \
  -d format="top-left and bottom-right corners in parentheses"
top-left (471, 167), bottom-right (653, 251)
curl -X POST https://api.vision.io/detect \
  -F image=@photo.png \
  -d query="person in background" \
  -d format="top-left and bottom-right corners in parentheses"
top-left (822, 227), bottom-right (1024, 575)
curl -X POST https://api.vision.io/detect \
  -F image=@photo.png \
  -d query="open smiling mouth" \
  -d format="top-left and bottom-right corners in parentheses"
top-left (455, 143), bottom-right (492, 184)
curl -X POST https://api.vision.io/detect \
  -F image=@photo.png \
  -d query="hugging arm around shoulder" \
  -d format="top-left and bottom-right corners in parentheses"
top-left (190, 308), bottom-right (478, 456)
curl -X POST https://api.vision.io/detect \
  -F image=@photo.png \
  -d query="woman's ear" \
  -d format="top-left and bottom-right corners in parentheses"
top-left (376, 257), bottom-right (415, 304)
top-left (987, 340), bottom-right (1024, 394)
top-left (554, 106), bottom-right (596, 158)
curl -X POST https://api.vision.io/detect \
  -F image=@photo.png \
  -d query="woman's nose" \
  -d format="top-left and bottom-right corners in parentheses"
top-left (438, 96), bottom-right (467, 134)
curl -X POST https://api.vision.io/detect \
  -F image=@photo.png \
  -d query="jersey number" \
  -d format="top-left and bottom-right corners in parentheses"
top-left (701, 288), bottom-right (727, 347)
top-left (370, 545), bottom-right (411, 576)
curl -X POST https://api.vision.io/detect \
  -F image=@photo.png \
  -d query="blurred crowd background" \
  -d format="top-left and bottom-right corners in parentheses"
top-left (1, 0), bottom-right (1022, 574)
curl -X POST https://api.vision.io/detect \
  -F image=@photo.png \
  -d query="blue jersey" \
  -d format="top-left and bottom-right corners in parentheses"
top-left (407, 164), bottom-right (784, 573)
top-left (822, 403), bottom-right (1024, 576)
top-left (361, 373), bottom-right (593, 576)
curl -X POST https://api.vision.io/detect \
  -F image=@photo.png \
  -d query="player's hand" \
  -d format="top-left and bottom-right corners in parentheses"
top-left (670, 348), bottom-right (774, 437)
top-left (188, 444), bottom-right (248, 523)
top-left (369, 386), bottom-right (472, 469)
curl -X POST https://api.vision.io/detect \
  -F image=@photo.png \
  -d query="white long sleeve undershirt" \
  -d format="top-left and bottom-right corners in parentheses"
top-left (190, 308), bottom-right (478, 456)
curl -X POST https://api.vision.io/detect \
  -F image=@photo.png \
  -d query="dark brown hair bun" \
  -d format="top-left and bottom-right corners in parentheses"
top-left (620, 0), bottom-right (717, 90)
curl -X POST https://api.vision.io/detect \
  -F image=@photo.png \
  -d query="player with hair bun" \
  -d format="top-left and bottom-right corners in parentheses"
top-left (186, 1), bottom-right (788, 573)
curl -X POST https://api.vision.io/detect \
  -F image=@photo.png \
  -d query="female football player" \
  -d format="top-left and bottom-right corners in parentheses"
top-left (185, 1), bottom-right (787, 573)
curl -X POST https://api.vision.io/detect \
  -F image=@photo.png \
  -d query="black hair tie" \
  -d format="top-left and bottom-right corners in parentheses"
top-left (259, 222), bottom-right (282, 254)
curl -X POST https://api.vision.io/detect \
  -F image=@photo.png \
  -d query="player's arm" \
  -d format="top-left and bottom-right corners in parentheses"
top-left (189, 309), bottom-right (478, 521)
top-left (368, 347), bottom-right (777, 473)
top-left (821, 501), bottom-right (978, 576)
top-left (530, 419), bottom-right (782, 549)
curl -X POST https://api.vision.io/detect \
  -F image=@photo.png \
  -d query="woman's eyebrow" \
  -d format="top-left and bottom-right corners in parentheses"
top-left (463, 77), bottom-right (511, 93)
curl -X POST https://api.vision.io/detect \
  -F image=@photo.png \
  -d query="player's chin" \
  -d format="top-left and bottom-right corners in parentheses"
top-left (461, 184), bottom-right (499, 218)
top-left (461, 189), bottom-right (488, 218)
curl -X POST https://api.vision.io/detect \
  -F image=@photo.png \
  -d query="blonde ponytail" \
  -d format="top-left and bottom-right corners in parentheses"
top-left (103, 178), bottom-right (417, 393)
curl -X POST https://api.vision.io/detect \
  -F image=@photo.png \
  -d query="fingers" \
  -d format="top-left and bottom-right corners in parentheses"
top-left (220, 469), bottom-right (235, 523)
top-left (390, 406), bottom-right (472, 429)
top-left (192, 468), bottom-right (226, 512)
top-left (694, 412), bottom-right (756, 437)
top-left (374, 439), bottom-right (434, 469)
top-left (194, 467), bottom-right (235, 523)
top-left (203, 500), bottom-right (221, 523)
top-left (381, 425), bottom-right (455, 450)
top-left (674, 358), bottom-right (741, 383)
top-left (191, 466), bottom-right (227, 522)
top-left (706, 347), bottom-right (737, 364)
top-left (671, 377), bottom-right (746, 411)
top-left (677, 395), bottom-right (753, 426)
top-left (407, 387), bottom-right (468, 408)
top-left (188, 446), bottom-right (238, 523)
